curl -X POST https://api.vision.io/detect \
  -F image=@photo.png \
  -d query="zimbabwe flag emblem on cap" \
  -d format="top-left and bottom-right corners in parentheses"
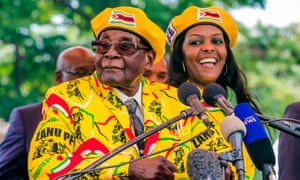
top-left (197, 8), bottom-right (221, 22)
top-left (109, 10), bottom-right (136, 27)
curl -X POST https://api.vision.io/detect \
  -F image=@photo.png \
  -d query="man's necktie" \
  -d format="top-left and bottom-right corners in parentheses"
top-left (124, 99), bottom-right (144, 155)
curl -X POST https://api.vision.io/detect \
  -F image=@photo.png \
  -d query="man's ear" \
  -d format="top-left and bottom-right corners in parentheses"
top-left (55, 70), bottom-right (63, 84)
top-left (145, 50), bottom-right (155, 70)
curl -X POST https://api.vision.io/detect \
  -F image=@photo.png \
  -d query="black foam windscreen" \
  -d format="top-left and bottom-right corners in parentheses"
top-left (178, 82), bottom-right (201, 106)
top-left (187, 148), bottom-right (223, 180)
top-left (203, 83), bottom-right (227, 106)
top-left (246, 137), bottom-right (275, 170)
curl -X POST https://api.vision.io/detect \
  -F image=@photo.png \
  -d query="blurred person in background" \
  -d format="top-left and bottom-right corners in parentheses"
top-left (0, 45), bottom-right (96, 179)
top-left (143, 56), bottom-right (168, 83)
top-left (278, 101), bottom-right (300, 180)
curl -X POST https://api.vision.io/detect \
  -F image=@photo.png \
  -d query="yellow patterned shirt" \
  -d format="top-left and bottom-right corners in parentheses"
top-left (28, 73), bottom-right (255, 179)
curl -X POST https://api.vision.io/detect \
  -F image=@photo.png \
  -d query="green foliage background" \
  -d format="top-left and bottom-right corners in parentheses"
top-left (1, 0), bottom-right (300, 178)
top-left (2, 0), bottom-right (300, 137)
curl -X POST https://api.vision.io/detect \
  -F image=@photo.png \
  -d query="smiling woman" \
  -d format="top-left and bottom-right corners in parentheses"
top-left (166, 5), bottom-right (261, 112)
top-left (166, 5), bottom-right (263, 180)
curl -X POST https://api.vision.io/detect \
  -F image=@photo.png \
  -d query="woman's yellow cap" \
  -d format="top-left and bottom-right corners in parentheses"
top-left (166, 6), bottom-right (238, 49)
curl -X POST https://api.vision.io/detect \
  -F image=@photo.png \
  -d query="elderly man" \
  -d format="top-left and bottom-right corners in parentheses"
top-left (27, 7), bottom-right (206, 180)
top-left (0, 46), bottom-right (95, 179)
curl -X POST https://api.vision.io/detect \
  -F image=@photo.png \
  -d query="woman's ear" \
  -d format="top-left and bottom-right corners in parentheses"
top-left (145, 50), bottom-right (155, 70)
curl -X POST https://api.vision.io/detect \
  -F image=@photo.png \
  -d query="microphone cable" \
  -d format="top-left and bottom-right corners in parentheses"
top-left (257, 113), bottom-right (300, 125)
top-left (256, 113), bottom-right (300, 137)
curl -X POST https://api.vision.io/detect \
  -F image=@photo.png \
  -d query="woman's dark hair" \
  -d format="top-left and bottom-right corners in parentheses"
top-left (168, 25), bottom-right (261, 113)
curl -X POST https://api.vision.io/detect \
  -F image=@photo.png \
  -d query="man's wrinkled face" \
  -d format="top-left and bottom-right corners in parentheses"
top-left (94, 30), bottom-right (152, 89)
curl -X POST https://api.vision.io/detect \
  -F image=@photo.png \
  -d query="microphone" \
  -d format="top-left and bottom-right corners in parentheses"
top-left (220, 115), bottom-right (246, 180)
top-left (178, 82), bottom-right (212, 127)
top-left (187, 148), bottom-right (223, 180)
top-left (203, 83), bottom-right (300, 138)
top-left (234, 102), bottom-right (276, 180)
top-left (256, 113), bottom-right (300, 138)
top-left (203, 83), bottom-right (234, 115)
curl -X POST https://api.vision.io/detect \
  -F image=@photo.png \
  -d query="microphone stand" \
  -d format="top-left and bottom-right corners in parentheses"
top-left (262, 163), bottom-right (276, 180)
top-left (218, 151), bottom-right (245, 180)
top-left (63, 109), bottom-right (194, 180)
top-left (218, 156), bottom-right (229, 180)
top-left (256, 114), bottom-right (300, 138)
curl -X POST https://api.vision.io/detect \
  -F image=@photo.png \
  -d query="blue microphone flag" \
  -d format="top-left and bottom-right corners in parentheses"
top-left (234, 102), bottom-right (268, 146)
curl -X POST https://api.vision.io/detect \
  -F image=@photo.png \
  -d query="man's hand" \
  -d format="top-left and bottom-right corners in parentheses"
top-left (129, 156), bottom-right (177, 180)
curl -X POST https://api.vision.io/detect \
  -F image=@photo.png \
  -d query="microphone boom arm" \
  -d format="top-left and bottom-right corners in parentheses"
top-left (63, 109), bottom-right (194, 180)
top-left (256, 113), bottom-right (300, 138)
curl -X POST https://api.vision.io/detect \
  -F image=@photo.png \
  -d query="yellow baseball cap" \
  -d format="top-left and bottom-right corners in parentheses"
top-left (91, 6), bottom-right (165, 64)
top-left (166, 6), bottom-right (238, 49)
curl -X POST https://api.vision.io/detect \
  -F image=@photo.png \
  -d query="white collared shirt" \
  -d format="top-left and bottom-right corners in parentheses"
top-left (113, 83), bottom-right (143, 123)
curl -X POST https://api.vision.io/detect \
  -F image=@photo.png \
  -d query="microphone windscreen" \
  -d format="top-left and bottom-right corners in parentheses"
top-left (187, 148), bottom-right (223, 180)
top-left (234, 102), bottom-right (275, 170)
top-left (246, 138), bottom-right (275, 170)
top-left (220, 115), bottom-right (247, 141)
top-left (203, 83), bottom-right (227, 106)
top-left (178, 82), bottom-right (201, 106)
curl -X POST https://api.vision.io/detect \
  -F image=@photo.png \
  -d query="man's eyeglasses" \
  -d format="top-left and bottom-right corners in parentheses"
top-left (61, 69), bottom-right (94, 77)
top-left (91, 40), bottom-right (150, 56)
